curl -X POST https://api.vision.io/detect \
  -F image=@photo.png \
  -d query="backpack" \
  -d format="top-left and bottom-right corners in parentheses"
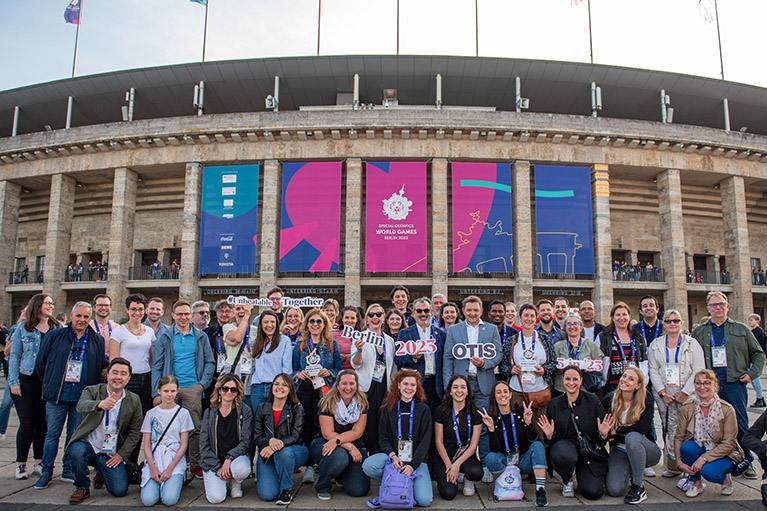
top-left (494, 464), bottom-right (524, 501)
top-left (367, 457), bottom-right (419, 509)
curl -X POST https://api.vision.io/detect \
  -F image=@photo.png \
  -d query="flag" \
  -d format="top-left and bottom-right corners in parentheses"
top-left (698, 0), bottom-right (715, 23)
top-left (570, 0), bottom-right (587, 6)
top-left (64, 0), bottom-right (80, 24)
top-left (190, 0), bottom-right (207, 5)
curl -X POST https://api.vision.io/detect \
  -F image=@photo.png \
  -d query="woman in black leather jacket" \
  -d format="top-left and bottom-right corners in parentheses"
top-left (252, 373), bottom-right (307, 505)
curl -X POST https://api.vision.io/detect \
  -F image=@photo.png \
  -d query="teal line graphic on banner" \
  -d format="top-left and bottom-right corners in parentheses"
top-left (227, 296), bottom-right (324, 308)
top-left (452, 343), bottom-right (497, 359)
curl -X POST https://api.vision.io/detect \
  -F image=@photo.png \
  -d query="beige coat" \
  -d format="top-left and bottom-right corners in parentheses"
top-left (674, 399), bottom-right (743, 464)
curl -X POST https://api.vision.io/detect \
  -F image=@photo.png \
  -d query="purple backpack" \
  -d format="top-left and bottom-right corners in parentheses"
top-left (367, 458), bottom-right (420, 509)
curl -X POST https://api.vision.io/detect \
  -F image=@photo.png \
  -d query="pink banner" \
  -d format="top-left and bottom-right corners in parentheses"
top-left (365, 161), bottom-right (428, 272)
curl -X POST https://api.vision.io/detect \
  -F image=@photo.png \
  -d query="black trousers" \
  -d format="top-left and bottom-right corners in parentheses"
top-left (10, 373), bottom-right (47, 462)
top-left (432, 450), bottom-right (483, 500)
top-left (297, 382), bottom-right (321, 466)
top-left (550, 439), bottom-right (606, 500)
top-left (125, 372), bottom-right (152, 462)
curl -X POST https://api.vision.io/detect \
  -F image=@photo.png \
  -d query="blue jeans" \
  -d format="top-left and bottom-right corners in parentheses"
top-left (468, 378), bottom-right (490, 465)
top-left (309, 438), bottom-right (370, 496)
top-left (679, 439), bottom-right (734, 484)
top-left (251, 383), bottom-right (270, 411)
top-left (66, 440), bottom-right (129, 496)
top-left (753, 377), bottom-right (764, 400)
top-left (42, 401), bottom-right (82, 474)
top-left (485, 440), bottom-right (547, 474)
top-left (362, 453), bottom-right (433, 507)
top-left (718, 379), bottom-right (753, 462)
top-left (256, 444), bottom-right (309, 500)
top-left (140, 473), bottom-right (184, 506)
top-left (0, 383), bottom-right (13, 434)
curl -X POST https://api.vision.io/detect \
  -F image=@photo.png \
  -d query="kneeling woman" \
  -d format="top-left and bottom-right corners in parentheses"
top-left (309, 369), bottom-right (370, 500)
top-left (602, 367), bottom-right (661, 504)
top-left (538, 366), bottom-right (613, 500)
top-left (433, 375), bottom-right (483, 500)
top-left (362, 369), bottom-right (433, 507)
top-left (675, 369), bottom-right (741, 498)
top-left (199, 374), bottom-right (253, 504)
top-left (253, 373), bottom-right (308, 505)
top-left (480, 381), bottom-right (549, 507)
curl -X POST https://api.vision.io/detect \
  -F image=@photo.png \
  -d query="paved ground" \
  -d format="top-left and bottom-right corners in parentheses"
top-left (1, 377), bottom-right (766, 509)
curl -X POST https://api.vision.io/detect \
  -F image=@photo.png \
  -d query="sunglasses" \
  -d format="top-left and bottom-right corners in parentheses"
top-left (368, 312), bottom-right (383, 318)
top-left (664, 319), bottom-right (681, 324)
top-left (414, 308), bottom-right (431, 315)
top-left (308, 318), bottom-right (324, 325)
top-left (220, 386), bottom-right (239, 394)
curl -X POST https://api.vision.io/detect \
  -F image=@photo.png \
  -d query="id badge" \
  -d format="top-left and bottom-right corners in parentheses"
top-left (521, 371), bottom-right (536, 384)
top-left (665, 364), bottom-right (681, 386)
top-left (451, 445), bottom-right (468, 463)
top-left (102, 429), bottom-right (118, 453)
top-left (65, 359), bottom-right (83, 383)
top-left (398, 439), bottom-right (413, 462)
top-left (424, 354), bottom-right (435, 375)
top-left (216, 353), bottom-right (226, 373)
top-left (468, 359), bottom-right (478, 375)
top-left (507, 450), bottom-right (519, 466)
top-left (712, 346), bottom-right (727, 368)
top-left (625, 360), bottom-right (638, 368)
top-left (372, 360), bottom-right (386, 383)
top-left (240, 355), bottom-right (253, 375)
top-left (312, 376), bottom-right (326, 390)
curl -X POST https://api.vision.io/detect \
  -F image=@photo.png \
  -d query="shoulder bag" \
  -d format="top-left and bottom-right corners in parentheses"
top-left (569, 407), bottom-right (608, 463)
top-left (511, 339), bottom-right (551, 409)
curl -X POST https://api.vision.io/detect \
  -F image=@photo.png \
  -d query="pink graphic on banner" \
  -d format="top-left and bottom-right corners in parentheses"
top-left (365, 161), bottom-right (427, 272)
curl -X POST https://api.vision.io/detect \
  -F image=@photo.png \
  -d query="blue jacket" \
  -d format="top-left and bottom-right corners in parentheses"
top-left (394, 324), bottom-right (446, 398)
top-left (151, 326), bottom-right (216, 396)
top-left (35, 325), bottom-right (106, 404)
top-left (8, 321), bottom-right (60, 387)
top-left (292, 338), bottom-right (341, 391)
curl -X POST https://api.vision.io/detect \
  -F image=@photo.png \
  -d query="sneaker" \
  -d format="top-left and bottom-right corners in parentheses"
top-left (721, 474), bottom-right (733, 495)
top-left (482, 467), bottom-right (494, 483)
top-left (317, 491), bottom-right (331, 500)
top-left (69, 487), bottom-right (90, 504)
top-left (302, 466), bottom-right (315, 484)
top-left (751, 398), bottom-right (766, 408)
top-left (61, 471), bottom-right (75, 483)
top-left (229, 480), bottom-right (243, 498)
top-left (15, 464), bottom-right (28, 480)
top-left (686, 483), bottom-right (705, 498)
top-left (463, 479), bottom-right (476, 496)
top-left (625, 484), bottom-right (647, 504)
top-left (562, 481), bottom-right (575, 497)
top-left (276, 489), bottom-right (293, 505)
top-left (0, 433), bottom-right (5, 441)
top-left (32, 462), bottom-right (43, 476)
top-left (34, 473), bottom-right (52, 489)
top-left (743, 464), bottom-right (759, 479)
top-left (662, 469), bottom-right (681, 478)
top-left (643, 467), bottom-right (656, 478)
top-left (535, 488), bottom-right (549, 507)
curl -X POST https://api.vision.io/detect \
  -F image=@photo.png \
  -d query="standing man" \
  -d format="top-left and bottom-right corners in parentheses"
top-left (394, 297), bottom-right (446, 417)
top-left (431, 293), bottom-right (447, 330)
top-left (191, 300), bottom-right (211, 331)
top-left (691, 291), bottom-right (765, 479)
top-left (535, 299), bottom-right (564, 341)
top-left (252, 286), bottom-right (285, 329)
top-left (91, 294), bottom-right (119, 358)
top-left (151, 301), bottom-right (215, 478)
top-left (553, 297), bottom-right (570, 331)
top-left (637, 295), bottom-right (664, 345)
top-left (203, 299), bottom-right (234, 408)
top-left (64, 357), bottom-right (143, 503)
top-left (748, 313), bottom-right (767, 408)
top-left (390, 285), bottom-right (415, 326)
top-left (578, 300), bottom-right (605, 342)
top-left (143, 297), bottom-right (170, 339)
top-left (34, 302), bottom-right (106, 489)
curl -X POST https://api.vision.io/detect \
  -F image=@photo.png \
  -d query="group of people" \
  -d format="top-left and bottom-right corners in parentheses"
top-left (4, 285), bottom-right (767, 508)
top-left (66, 260), bottom-right (108, 282)
top-left (612, 260), bottom-right (661, 282)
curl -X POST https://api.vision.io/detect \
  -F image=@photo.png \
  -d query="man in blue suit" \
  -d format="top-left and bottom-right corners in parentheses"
top-left (394, 296), bottom-right (446, 417)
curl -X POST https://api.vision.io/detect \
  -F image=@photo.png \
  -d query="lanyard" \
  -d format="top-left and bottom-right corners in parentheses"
top-left (94, 320), bottom-right (111, 338)
top-left (665, 334), bottom-right (682, 364)
top-left (69, 327), bottom-right (88, 360)
top-left (710, 327), bottom-right (725, 349)
top-left (520, 331), bottom-right (536, 352)
top-left (452, 407), bottom-right (471, 447)
top-left (568, 338), bottom-right (582, 359)
top-left (397, 400), bottom-right (415, 441)
top-left (104, 393), bottom-right (121, 430)
top-left (499, 412), bottom-right (518, 454)
top-left (500, 327), bottom-right (507, 344)
top-left (235, 321), bottom-right (251, 350)
top-left (216, 329), bottom-right (223, 353)
top-left (613, 332), bottom-right (635, 361)
top-left (642, 321), bottom-right (661, 342)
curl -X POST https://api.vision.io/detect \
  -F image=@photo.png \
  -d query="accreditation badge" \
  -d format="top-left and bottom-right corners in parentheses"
top-left (102, 429), bottom-right (118, 453)
top-left (712, 346), bottom-right (727, 367)
top-left (216, 353), bottom-right (226, 373)
top-left (65, 359), bottom-right (83, 383)
top-left (398, 440), bottom-right (413, 462)
top-left (665, 364), bottom-right (681, 386)
top-left (372, 360), bottom-right (386, 383)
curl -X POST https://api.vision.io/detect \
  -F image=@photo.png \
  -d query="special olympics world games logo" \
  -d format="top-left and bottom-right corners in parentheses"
top-left (382, 185), bottom-right (413, 221)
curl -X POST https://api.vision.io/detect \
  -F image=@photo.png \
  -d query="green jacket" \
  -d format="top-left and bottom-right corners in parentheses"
top-left (64, 383), bottom-right (143, 462)
top-left (691, 318), bottom-right (765, 383)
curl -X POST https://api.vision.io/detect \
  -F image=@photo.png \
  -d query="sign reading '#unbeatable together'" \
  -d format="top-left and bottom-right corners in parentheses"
top-left (226, 296), bottom-right (325, 308)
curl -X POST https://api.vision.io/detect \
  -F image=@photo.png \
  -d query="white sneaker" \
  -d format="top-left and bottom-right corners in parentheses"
top-left (562, 481), bottom-right (575, 497)
top-left (662, 469), bottom-right (681, 478)
top-left (721, 475), bottom-right (733, 495)
top-left (302, 466), bottom-right (315, 484)
top-left (482, 467), bottom-right (493, 483)
top-left (463, 479), bottom-right (476, 496)
top-left (643, 467), bottom-right (656, 478)
top-left (32, 462), bottom-right (43, 476)
top-left (686, 483), bottom-right (705, 498)
top-left (0, 433), bottom-right (6, 441)
top-left (229, 480), bottom-right (243, 498)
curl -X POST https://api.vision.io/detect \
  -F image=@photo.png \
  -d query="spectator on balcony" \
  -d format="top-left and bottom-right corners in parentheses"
top-left (170, 260), bottom-right (179, 279)
top-left (67, 264), bottom-right (75, 282)
top-left (686, 268), bottom-right (693, 283)
top-left (613, 259), bottom-right (621, 279)
top-left (21, 264), bottom-right (29, 284)
top-left (96, 260), bottom-right (106, 281)
top-left (748, 313), bottom-right (767, 409)
top-left (87, 261), bottom-right (94, 281)
top-left (91, 294), bottom-right (119, 360)
top-left (638, 295), bottom-right (664, 347)
top-left (143, 298), bottom-right (170, 339)
top-left (76, 262), bottom-right (83, 281)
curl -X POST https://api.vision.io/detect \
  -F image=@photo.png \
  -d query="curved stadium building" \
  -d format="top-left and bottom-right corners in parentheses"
top-left (2, 52), bottom-right (767, 325)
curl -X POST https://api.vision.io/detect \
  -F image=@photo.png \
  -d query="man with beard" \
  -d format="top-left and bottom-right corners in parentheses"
top-left (578, 300), bottom-right (605, 342)
top-left (535, 299), bottom-right (564, 342)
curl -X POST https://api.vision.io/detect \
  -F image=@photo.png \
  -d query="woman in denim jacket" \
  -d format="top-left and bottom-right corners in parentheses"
top-left (8, 293), bottom-right (60, 480)
top-left (292, 308), bottom-right (341, 484)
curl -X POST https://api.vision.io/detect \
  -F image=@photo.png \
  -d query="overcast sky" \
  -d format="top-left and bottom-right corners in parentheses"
top-left (1, 0), bottom-right (765, 92)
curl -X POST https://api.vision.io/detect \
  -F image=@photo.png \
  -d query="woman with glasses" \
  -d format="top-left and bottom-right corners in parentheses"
top-left (293, 309), bottom-right (342, 484)
top-left (249, 310), bottom-right (293, 410)
top-left (352, 303), bottom-right (396, 453)
top-left (438, 301), bottom-right (461, 333)
top-left (648, 309), bottom-right (705, 477)
top-left (599, 302), bottom-right (648, 395)
top-left (382, 308), bottom-right (406, 340)
top-left (199, 374), bottom-right (253, 503)
top-left (252, 373), bottom-right (308, 505)
top-left (675, 369), bottom-right (741, 497)
top-left (553, 313), bottom-right (604, 395)
top-left (8, 293), bottom-right (60, 480)
top-left (280, 307), bottom-right (303, 346)
top-left (334, 306), bottom-right (363, 370)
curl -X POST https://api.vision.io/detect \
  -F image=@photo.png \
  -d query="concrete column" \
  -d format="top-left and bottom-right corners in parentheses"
top-left (591, 164), bottom-right (613, 323)
top-left (259, 160), bottom-right (281, 297)
top-left (43, 174), bottom-right (75, 309)
top-left (158, 248), bottom-right (170, 267)
top-left (106, 168), bottom-right (138, 319)
top-left (344, 159), bottom-right (362, 305)
top-left (512, 161), bottom-right (533, 306)
top-left (720, 176), bottom-right (753, 319)
top-left (657, 169), bottom-right (688, 317)
top-left (179, 163), bottom-right (202, 302)
top-left (0, 181), bottom-right (21, 322)
top-left (432, 159), bottom-right (449, 299)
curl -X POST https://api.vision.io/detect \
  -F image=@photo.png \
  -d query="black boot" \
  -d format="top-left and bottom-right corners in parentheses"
top-left (751, 398), bottom-right (767, 408)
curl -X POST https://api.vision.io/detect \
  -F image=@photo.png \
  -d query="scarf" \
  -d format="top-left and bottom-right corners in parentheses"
top-left (693, 393), bottom-right (724, 447)
top-left (335, 396), bottom-right (361, 426)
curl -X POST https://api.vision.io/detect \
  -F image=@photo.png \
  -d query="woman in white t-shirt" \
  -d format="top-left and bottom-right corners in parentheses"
top-left (140, 375), bottom-right (194, 507)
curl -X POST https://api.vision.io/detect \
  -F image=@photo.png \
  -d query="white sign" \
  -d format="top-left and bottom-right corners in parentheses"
top-left (556, 357), bottom-right (603, 372)
top-left (340, 326), bottom-right (385, 348)
top-left (226, 295), bottom-right (325, 308)
top-left (395, 339), bottom-right (437, 356)
top-left (452, 343), bottom-right (497, 360)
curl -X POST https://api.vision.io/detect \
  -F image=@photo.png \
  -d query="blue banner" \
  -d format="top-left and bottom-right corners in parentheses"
top-left (534, 165), bottom-right (594, 274)
top-left (198, 164), bottom-right (260, 275)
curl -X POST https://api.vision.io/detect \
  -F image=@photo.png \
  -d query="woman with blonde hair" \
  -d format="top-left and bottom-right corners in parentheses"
top-left (280, 307), bottom-right (304, 346)
top-left (602, 366), bottom-right (661, 504)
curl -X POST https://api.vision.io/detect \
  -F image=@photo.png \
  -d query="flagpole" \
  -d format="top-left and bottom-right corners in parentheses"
top-left (587, 0), bottom-right (594, 65)
top-left (396, 0), bottom-right (399, 55)
top-left (714, 0), bottom-right (724, 79)
top-left (201, 0), bottom-right (209, 62)
top-left (317, 0), bottom-right (321, 56)
top-left (475, 0), bottom-right (479, 57)
top-left (72, 0), bottom-right (83, 77)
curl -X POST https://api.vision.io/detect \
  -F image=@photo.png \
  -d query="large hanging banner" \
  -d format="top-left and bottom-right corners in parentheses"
top-left (365, 161), bottom-right (428, 272)
top-left (451, 162), bottom-right (513, 273)
top-left (279, 161), bottom-right (342, 272)
top-left (199, 164), bottom-right (260, 275)
top-left (534, 165), bottom-right (595, 274)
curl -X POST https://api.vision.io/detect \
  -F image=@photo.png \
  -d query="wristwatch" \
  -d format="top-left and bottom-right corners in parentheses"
top-left (335, 437), bottom-right (341, 445)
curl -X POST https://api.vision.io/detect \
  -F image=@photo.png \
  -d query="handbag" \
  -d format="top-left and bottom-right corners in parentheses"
top-left (510, 339), bottom-right (551, 409)
top-left (570, 409), bottom-right (608, 462)
top-left (138, 406), bottom-right (183, 478)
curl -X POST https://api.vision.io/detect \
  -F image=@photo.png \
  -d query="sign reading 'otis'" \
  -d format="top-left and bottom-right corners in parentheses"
top-left (451, 343), bottom-right (497, 359)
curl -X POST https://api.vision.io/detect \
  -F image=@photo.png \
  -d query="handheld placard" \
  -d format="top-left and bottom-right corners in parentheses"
top-left (451, 343), bottom-right (497, 359)
top-left (227, 295), bottom-right (325, 308)
top-left (340, 325), bottom-right (385, 348)
top-left (394, 339), bottom-right (437, 356)
top-left (556, 357), bottom-right (603, 372)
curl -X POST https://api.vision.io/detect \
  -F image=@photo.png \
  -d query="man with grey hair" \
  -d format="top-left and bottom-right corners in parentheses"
top-left (191, 300), bottom-right (210, 330)
top-left (34, 301), bottom-right (106, 489)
